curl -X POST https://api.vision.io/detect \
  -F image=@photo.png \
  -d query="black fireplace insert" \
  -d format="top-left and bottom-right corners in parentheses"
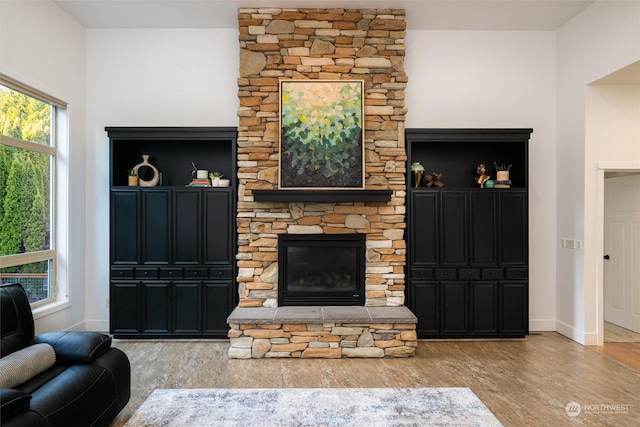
top-left (278, 234), bottom-right (365, 306)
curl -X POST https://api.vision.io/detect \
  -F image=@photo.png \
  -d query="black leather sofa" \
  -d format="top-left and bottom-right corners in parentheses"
top-left (0, 283), bottom-right (130, 426)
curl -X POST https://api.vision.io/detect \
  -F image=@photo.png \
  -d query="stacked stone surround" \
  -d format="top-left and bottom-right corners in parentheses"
top-left (232, 8), bottom-right (413, 358)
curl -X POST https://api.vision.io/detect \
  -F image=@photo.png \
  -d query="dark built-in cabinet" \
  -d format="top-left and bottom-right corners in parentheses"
top-left (107, 127), bottom-right (237, 338)
top-left (406, 129), bottom-right (532, 338)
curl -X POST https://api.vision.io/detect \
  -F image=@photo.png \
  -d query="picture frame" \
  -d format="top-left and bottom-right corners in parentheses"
top-left (279, 79), bottom-right (365, 189)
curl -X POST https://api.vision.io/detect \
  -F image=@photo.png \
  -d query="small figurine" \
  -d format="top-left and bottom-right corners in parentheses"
top-left (425, 172), bottom-right (444, 188)
top-left (475, 163), bottom-right (490, 188)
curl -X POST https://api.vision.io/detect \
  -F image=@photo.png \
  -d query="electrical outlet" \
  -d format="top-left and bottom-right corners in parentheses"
top-left (105, 298), bottom-right (110, 308)
top-left (561, 238), bottom-right (582, 250)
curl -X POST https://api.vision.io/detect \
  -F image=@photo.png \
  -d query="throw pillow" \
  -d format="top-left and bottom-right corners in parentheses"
top-left (0, 343), bottom-right (56, 388)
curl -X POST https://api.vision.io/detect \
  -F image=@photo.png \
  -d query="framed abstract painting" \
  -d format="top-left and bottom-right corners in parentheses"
top-left (279, 79), bottom-right (365, 189)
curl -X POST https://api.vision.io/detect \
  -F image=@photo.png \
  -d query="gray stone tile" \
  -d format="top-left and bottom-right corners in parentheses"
top-left (226, 307), bottom-right (277, 324)
top-left (322, 306), bottom-right (371, 323)
top-left (366, 306), bottom-right (417, 323)
top-left (273, 306), bottom-right (322, 323)
top-left (228, 305), bottom-right (417, 325)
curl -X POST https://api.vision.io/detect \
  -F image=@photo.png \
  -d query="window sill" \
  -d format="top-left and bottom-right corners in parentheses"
top-left (32, 299), bottom-right (71, 320)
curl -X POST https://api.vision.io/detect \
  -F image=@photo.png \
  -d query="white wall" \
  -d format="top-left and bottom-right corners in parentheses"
top-left (8, 3), bottom-right (636, 340)
top-left (84, 29), bottom-right (239, 330)
top-left (81, 28), bottom-right (559, 332)
top-left (405, 30), bottom-right (558, 331)
top-left (556, 1), bottom-right (640, 344)
top-left (0, 0), bottom-right (87, 332)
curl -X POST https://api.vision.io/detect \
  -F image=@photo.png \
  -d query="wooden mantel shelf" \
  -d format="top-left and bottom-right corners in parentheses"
top-left (252, 189), bottom-right (392, 203)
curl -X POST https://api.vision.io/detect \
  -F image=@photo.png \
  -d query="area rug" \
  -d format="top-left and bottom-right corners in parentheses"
top-left (604, 321), bottom-right (640, 342)
top-left (124, 387), bottom-right (502, 426)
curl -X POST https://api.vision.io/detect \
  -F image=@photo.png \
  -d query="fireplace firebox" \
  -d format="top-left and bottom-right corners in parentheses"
top-left (278, 234), bottom-right (365, 306)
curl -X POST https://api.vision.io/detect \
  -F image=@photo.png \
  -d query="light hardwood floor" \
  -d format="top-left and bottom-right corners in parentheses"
top-left (112, 332), bottom-right (639, 426)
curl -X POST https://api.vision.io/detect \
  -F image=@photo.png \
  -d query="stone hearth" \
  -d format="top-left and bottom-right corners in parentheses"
top-left (227, 306), bottom-right (417, 358)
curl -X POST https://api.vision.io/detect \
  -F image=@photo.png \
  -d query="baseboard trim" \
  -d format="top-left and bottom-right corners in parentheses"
top-left (529, 319), bottom-right (555, 331)
top-left (555, 320), bottom-right (597, 345)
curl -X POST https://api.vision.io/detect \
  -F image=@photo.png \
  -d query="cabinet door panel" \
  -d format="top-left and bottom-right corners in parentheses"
top-left (470, 281), bottom-right (498, 334)
top-left (500, 281), bottom-right (528, 335)
top-left (470, 191), bottom-right (497, 265)
top-left (173, 190), bottom-right (201, 265)
top-left (413, 281), bottom-right (439, 336)
top-left (142, 282), bottom-right (171, 334)
top-left (111, 190), bottom-right (139, 265)
top-left (142, 190), bottom-right (170, 265)
top-left (202, 281), bottom-right (232, 337)
top-left (111, 281), bottom-right (140, 334)
top-left (441, 281), bottom-right (467, 334)
top-left (204, 190), bottom-right (233, 266)
top-left (499, 192), bottom-right (527, 265)
top-left (410, 192), bottom-right (438, 266)
top-left (174, 281), bottom-right (201, 334)
top-left (441, 192), bottom-right (468, 266)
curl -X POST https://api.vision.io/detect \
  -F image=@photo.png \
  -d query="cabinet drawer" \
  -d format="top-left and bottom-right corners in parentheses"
top-left (435, 268), bottom-right (457, 280)
top-left (160, 267), bottom-right (183, 279)
top-left (135, 268), bottom-right (158, 279)
top-left (111, 267), bottom-right (134, 279)
top-left (505, 268), bottom-right (528, 279)
top-left (185, 268), bottom-right (208, 278)
top-left (459, 268), bottom-right (481, 279)
top-left (411, 268), bottom-right (434, 280)
top-left (209, 268), bottom-right (233, 279)
top-left (482, 268), bottom-right (504, 279)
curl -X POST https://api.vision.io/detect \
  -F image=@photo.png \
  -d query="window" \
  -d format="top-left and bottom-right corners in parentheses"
top-left (0, 75), bottom-right (66, 307)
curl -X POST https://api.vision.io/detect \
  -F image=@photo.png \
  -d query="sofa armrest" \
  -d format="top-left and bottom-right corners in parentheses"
top-left (32, 332), bottom-right (112, 365)
top-left (1, 389), bottom-right (31, 420)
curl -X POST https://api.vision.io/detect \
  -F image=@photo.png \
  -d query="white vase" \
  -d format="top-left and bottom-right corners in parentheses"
top-left (132, 154), bottom-right (159, 187)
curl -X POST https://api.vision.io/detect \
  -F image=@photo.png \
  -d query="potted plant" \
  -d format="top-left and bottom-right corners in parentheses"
top-left (209, 171), bottom-right (223, 187)
top-left (128, 170), bottom-right (139, 186)
top-left (493, 162), bottom-right (512, 182)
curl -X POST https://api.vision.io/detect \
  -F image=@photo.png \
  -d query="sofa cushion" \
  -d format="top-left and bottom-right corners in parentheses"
top-left (0, 343), bottom-right (56, 389)
top-left (33, 332), bottom-right (112, 364)
top-left (0, 388), bottom-right (32, 420)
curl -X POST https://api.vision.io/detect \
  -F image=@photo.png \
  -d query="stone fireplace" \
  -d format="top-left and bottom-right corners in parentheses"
top-left (227, 7), bottom-right (417, 358)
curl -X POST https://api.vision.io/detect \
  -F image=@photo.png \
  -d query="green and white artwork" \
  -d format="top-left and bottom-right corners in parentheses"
top-left (279, 80), bottom-right (364, 189)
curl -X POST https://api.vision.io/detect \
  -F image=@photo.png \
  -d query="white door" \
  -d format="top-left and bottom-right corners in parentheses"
top-left (604, 174), bottom-right (640, 333)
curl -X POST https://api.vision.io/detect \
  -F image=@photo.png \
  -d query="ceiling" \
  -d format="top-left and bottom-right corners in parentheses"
top-left (53, 0), bottom-right (596, 31)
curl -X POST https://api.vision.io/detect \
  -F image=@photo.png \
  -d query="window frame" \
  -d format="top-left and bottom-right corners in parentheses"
top-left (0, 74), bottom-right (66, 308)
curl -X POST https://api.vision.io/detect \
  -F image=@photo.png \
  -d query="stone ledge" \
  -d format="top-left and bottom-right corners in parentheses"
top-left (227, 305), bottom-right (417, 325)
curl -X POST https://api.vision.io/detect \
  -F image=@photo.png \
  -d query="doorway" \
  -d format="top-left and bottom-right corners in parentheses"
top-left (603, 172), bottom-right (640, 342)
